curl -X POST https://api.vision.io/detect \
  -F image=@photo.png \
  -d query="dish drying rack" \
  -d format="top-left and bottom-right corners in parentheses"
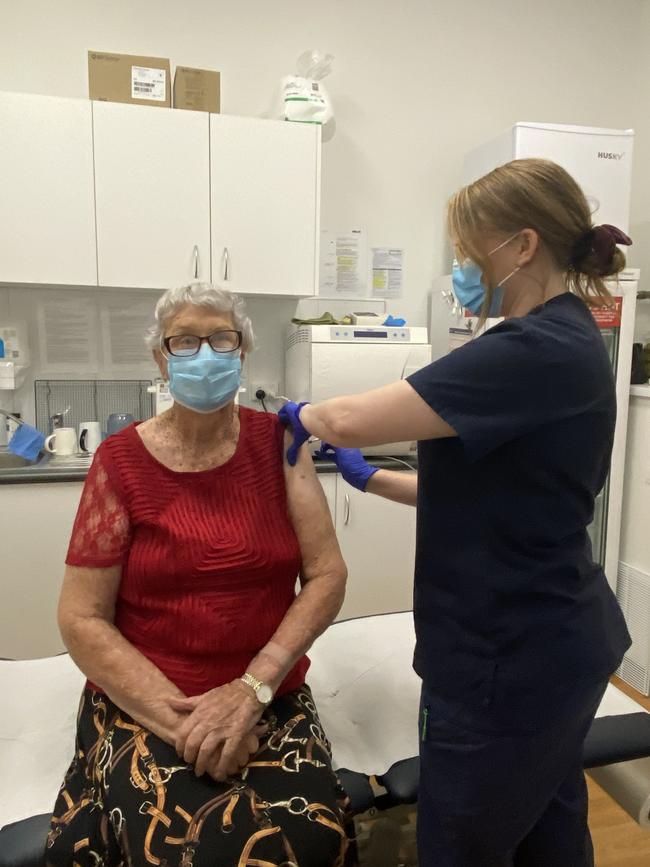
top-left (34, 379), bottom-right (154, 435)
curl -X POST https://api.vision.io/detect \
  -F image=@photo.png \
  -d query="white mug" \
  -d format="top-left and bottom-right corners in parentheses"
top-left (79, 421), bottom-right (102, 454)
top-left (44, 427), bottom-right (77, 456)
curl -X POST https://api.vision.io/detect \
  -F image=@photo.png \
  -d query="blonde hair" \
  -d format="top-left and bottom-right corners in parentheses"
top-left (145, 282), bottom-right (255, 352)
top-left (447, 158), bottom-right (626, 323)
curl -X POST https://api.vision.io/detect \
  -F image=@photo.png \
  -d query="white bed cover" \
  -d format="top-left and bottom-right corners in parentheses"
top-left (0, 612), bottom-right (646, 828)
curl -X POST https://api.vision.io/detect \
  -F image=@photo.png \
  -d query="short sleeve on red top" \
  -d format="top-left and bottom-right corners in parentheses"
top-left (66, 445), bottom-right (131, 568)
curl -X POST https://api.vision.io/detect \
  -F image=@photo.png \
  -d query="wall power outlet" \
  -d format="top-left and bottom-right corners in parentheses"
top-left (252, 382), bottom-right (279, 403)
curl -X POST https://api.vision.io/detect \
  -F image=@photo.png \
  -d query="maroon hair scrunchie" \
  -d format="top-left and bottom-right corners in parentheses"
top-left (571, 224), bottom-right (632, 272)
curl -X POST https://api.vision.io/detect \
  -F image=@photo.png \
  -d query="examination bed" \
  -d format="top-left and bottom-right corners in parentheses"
top-left (2, 612), bottom-right (650, 865)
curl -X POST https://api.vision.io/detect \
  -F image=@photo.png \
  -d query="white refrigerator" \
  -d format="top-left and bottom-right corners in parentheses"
top-left (463, 121), bottom-right (634, 234)
top-left (588, 272), bottom-right (638, 589)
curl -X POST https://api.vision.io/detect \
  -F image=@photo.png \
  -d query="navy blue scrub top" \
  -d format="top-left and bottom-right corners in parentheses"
top-left (407, 292), bottom-right (631, 729)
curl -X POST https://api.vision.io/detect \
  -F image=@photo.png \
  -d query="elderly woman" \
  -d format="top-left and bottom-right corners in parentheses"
top-left (47, 284), bottom-right (349, 867)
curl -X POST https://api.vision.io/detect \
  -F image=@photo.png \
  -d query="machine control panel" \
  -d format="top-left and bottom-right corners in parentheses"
top-left (329, 326), bottom-right (411, 342)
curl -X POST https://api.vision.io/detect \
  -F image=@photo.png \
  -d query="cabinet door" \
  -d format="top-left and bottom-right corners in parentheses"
top-left (0, 482), bottom-right (83, 659)
top-left (0, 92), bottom-right (97, 286)
top-left (335, 479), bottom-right (416, 621)
top-left (93, 102), bottom-right (210, 289)
top-left (211, 115), bottom-right (320, 296)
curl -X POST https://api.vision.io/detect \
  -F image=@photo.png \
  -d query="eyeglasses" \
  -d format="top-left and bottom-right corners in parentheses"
top-left (162, 330), bottom-right (242, 357)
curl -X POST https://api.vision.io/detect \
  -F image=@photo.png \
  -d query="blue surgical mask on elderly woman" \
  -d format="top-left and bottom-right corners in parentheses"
top-left (452, 233), bottom-right (521, 316)
top-left (167, 343), bottom-right (241, 414)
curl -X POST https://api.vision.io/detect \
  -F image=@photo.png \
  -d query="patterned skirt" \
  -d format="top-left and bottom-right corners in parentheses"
top-left (46, 685), bottom-right (350, 866)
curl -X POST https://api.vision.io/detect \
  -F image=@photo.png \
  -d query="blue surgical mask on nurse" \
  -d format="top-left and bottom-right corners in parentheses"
top-left (452, 232), bottom-right (522, 316)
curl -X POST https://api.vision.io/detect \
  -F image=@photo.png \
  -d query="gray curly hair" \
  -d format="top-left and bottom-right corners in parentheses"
top-left (145, 283), bottom-right (255, 352)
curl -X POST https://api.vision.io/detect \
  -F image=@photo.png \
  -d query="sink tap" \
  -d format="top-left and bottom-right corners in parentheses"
top-left (0, 408), bottom-right (25, 427)
top-left (0, 408), bottom-right (24, 448)
top-left (49, 406), bottom-right (71, 434)
top-left (50, 413), bottom-right (64, 431)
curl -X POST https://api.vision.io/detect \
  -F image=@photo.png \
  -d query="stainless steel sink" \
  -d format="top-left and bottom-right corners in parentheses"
top-left (0, 446), bottom-right (92, 480)
top-left (0, 449), bottom-right (32, 469)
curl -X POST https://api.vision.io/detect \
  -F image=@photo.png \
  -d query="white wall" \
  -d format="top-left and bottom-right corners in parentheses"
top-left (630, 0), bottom-right (650, 281)
top-left (0, 0), bottom-right (649, 422)
top-left (618, 3), bottom-right (650, 578)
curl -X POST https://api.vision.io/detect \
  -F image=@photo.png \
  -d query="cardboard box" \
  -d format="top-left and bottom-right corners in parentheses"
top-left (173, 66), bottom-right (220, 113)
top-left (88, 51), bottom-right (171, 107)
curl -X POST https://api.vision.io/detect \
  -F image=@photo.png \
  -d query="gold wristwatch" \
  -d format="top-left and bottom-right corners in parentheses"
top-left (240, 672), bottom-right (274, 706)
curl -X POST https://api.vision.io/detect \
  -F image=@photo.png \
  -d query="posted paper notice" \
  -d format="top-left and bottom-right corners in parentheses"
top-left (100, 297), bottom-right (156, 367)
top-left (320, 228), bottom-right (367, 295)
top-left (37, 296), bottom-right (97, 370)
top-left (372, 248), bottom-right (404, 299)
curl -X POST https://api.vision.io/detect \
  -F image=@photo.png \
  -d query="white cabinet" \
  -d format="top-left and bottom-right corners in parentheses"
top-left (0, 93), bottom-right (321, 295)
top-left (0, 482), bottom-right (83, 659)
top-left (318, 473), bottom-right (416, 621)
top-left (211, 114), bottom-right (320, 296)
top-left (93, 101), bottom-right (211, 289)
top-left (335, 479), bottom-right (416, 620)
top-left (0, 92), bottom-right (97, 286)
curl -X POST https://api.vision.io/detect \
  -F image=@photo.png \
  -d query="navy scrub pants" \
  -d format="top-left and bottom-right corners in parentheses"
top-left (417, 679), bottom-right (608, 867)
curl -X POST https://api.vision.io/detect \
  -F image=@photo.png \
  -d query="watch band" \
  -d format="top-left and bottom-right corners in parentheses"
top-left (240, 672), bottom-right (273, 705)
top-left (241, 672), bottom-right (262, 692)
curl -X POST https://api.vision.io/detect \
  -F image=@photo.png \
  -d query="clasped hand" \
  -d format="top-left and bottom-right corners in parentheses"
top-left (169, 679), bottom-right (266, 781)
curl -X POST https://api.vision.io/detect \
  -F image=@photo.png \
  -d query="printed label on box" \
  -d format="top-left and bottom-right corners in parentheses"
top-left (131, 66), bottom-right (166, 101)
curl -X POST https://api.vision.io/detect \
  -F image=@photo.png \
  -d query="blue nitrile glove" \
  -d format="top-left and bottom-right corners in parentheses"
top-left (316, 442), bottom-right (379, 492)
top-left (278, 401), bottom-right (311, 466)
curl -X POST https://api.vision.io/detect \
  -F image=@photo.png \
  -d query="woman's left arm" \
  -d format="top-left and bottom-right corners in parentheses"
top-left (300, 380), bottom-right (456, 448)
top-left (244, 429), bottom-right (348, 688)
top-left (171, 430), bottom-right (347, 778)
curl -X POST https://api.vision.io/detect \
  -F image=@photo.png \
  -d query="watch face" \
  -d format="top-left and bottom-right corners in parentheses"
top-left (257, 684), bottom-right (273, 705)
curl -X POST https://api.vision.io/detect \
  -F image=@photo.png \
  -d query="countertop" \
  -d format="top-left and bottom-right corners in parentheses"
top-left (0, 454), bottom-right (417, 485)
top-left (630, 383), bottom-right (650, 400)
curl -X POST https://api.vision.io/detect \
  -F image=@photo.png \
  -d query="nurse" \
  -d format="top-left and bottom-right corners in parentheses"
top-left (280, 158), bottom-right (633, 866)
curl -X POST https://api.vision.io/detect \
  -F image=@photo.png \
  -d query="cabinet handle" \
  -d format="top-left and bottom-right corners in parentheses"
top-left (192, 245), bottom-right (200, 280)
top-left (223, 247), bottom-right (230, 281)
top-left (344, 493), bottom-right (351, 526)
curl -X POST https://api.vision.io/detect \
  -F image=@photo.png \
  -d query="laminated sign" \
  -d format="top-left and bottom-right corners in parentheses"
top-left (591, 296), bottom-right (622, 329)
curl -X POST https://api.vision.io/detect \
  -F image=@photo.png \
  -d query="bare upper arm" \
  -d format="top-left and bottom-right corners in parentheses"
top-left (282, 430), bottom-right (346, 583)
top-left (58, 564), bottom-right (123, 629)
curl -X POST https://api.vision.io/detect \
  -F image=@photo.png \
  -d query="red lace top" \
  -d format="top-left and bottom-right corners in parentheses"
top-left (66, 408), bottom-right (308, 697)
